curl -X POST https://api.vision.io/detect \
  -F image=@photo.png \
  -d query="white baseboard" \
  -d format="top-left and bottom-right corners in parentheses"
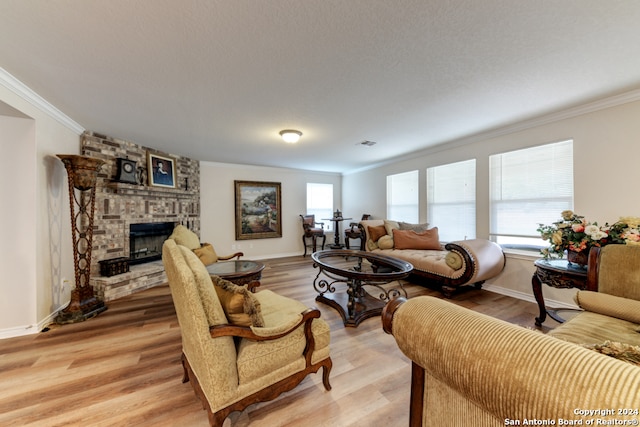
top-left (483, 284), bottom-right (579, 310)
top-left (0, 305), bottom-right (66, 340)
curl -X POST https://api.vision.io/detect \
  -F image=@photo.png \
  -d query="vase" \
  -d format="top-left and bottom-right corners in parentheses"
top-left (567, 249), bottom-right (588, 266)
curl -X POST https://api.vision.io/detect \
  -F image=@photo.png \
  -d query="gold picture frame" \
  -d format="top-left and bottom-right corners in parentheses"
top-left (234, 180), bottom-right (282, 240)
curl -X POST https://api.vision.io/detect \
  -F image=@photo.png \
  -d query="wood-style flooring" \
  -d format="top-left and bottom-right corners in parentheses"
top-left (0, 255), bottom-right (554, 427)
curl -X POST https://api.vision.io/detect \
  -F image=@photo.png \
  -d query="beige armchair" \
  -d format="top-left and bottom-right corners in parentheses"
top-left (162, 239), bottom-right (332, 426)
top-left (168, 224), bottom-right (243, 265)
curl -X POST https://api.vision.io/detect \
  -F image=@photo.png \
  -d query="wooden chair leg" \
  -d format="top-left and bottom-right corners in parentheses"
top-left (302, 235), bottom-right (308, 257)
top-left (312, 236), bottom-right (317, 253)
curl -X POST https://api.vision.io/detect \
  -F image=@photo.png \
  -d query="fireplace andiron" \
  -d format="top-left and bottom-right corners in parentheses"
top-left (56, 154), bottom-right (107, 323)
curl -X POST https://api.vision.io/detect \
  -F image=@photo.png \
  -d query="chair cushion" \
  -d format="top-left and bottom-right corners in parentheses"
top-left (193, 243), bottom-right (218, 265)
top-left (236, 290), bottom-right (331, 384)
top-left (169, 224), bottom-right (201, 250)
top-left (393, 227), bottom-right (441, 250)
top-left (211, 275), bottom-right (265, 327)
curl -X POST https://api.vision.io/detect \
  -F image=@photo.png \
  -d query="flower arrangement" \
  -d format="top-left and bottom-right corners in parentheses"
top-left (537, 210), bottom-right (608, 259)
top-left (608, 217), bottom-right (640, 246)
top-left (537, 211), bottom-right (640, 259)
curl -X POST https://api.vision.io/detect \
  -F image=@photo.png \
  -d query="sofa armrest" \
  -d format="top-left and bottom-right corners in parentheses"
top-left (383, 296), bottom-right (640, 423)
top-left (446, 238), bottom-right (505, 284)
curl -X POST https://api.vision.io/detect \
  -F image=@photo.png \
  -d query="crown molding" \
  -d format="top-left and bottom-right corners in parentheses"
top-left (344, 88), bottom-right (640, 175)
top-left (0, 67), bottom-right (84, 134)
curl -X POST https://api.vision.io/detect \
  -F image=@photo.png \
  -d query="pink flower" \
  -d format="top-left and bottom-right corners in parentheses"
top-left (571, 223), bottom-right (585, 233)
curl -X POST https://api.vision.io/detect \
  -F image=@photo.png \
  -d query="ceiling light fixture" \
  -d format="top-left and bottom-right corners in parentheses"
top-left (279, 129), bottom-right (302, 144)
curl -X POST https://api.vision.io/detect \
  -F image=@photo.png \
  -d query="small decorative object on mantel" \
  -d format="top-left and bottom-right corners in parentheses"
top-left (56, 154), bottom-right (108, 323)
top-left (114, 158), bottom-right (138, 184)
top-left (537, 211), bottom-right (640, 265)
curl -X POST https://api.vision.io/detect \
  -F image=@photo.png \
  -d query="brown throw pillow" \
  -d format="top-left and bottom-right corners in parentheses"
top-left (193, 243), bottom-right (218, 265)
top-left (368, 225), bottom-right (388, 243)
top-left (211, 275), bottom-right (264, 327)
top-left (392, 227), bottom-right (440, 250)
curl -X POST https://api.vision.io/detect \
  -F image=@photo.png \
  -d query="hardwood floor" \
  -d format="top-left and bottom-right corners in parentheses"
top-left (0, 256), bottom-right (554, 427)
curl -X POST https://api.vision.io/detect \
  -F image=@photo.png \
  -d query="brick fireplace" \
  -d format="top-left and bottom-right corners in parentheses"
top-left (81, 131), bottom-right (200, 301)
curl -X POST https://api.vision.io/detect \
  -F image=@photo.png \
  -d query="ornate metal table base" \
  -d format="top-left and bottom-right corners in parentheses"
top-left (312, 250), bottom-right (413, 327)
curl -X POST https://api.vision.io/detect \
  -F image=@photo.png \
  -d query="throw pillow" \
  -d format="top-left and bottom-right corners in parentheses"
top-left (211, 275), bottom-right (265, 327)
top-left (366, 239), bottom-right (379, 251)
top-left (392, 227), bottom-right (441, 250)
top-left (193, 243), bottom-right (218, 265)
top-left (398, 221), bottom-right (430, 232)
top-left (368, 225), bottom-right (388, 243)
top-left (445, 251), bottom-right (463, 270)
top-left (378, 235), bottom-right (394, 249)
top-left (169, 224), bottom-right (201, 250)
top-left (582, 341), bottom-right (640, 366)
top-left (384, 220), bottom-right (399, 236)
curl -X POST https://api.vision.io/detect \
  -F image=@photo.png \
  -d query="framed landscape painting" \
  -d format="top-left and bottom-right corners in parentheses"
top-left (234, 180), bottom-right (282, 240)
top-left (147, 152), bottom-right (176, 188)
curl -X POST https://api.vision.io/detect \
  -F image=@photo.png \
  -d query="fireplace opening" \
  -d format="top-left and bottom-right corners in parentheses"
top-left (129, 222), bottom-right (175, 265)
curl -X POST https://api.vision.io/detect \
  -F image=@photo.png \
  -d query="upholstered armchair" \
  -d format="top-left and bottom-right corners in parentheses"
top-left (300, 214), bottom-right (326, 256)
top-left (162, 239), bottom-right (332, 426)
top-left (383, 296), bottom-right (640, 426)
top-left (168, 224), bottom-right (243, 266)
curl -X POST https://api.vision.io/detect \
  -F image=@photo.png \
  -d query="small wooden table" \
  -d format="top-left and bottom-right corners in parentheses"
top-left (531, 258), bottom-right (593, 326)
top-left (322, 217), bottom-right (352, 249)
top-left (312, 250), bottom-right (413, 327)
top-left (206, 260), bottom-right (265, 289)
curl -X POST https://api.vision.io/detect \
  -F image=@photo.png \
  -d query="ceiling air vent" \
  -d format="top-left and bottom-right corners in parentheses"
top-left (359, 140), bottom-right (377, 147)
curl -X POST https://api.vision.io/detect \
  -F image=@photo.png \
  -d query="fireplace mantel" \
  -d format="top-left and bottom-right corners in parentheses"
top-left (107, 182), bottom-right (195, 199)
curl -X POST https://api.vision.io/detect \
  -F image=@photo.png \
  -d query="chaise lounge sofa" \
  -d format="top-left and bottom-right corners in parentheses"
top-left (358, 219), bottom-right (506, 296)
top-left (382, 244), bottom-right (640, 426)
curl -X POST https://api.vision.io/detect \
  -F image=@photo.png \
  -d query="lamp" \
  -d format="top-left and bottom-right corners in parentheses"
top-left (56, 154), bottom-right (107, 323)
top-left (279, 129), bottom-right (302, 144)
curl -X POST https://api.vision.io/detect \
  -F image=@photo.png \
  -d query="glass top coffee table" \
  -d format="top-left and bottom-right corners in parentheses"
top-left (206, 260), bottom-right (265, 289)
top-left (311, 250), bottom-right (413, 327)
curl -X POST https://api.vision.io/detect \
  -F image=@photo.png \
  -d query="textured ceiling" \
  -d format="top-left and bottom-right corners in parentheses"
top-left (2, 0), bottom-right (640, 173)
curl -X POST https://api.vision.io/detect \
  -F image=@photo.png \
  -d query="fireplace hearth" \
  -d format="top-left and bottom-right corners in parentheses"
top-left (129, 222), bottom-right (175, 265)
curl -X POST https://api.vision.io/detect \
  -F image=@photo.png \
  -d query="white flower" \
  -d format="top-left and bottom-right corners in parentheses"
top-left (584, 224), bottom-right (600, 236)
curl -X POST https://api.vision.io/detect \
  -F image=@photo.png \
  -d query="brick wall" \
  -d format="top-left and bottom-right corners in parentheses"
top-left (80, 131), bottom-right (200, 298)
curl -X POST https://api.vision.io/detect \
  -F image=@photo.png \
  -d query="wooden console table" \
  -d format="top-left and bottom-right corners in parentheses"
top-left (531, 258), bottom-right (594, 326)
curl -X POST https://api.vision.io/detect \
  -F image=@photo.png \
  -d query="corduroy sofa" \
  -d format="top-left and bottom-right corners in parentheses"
top-left (382, 244), bottom-right (640, 426)
top-left (359, 219), bottom-right (505, 296)
top-left (162, 239), bottom-right (332, 426)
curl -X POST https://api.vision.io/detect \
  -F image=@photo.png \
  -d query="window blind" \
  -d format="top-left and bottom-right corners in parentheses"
top-left (427, 159), bottom-right (476, 242)
top-left (489, 140), bottom-right (573, 244)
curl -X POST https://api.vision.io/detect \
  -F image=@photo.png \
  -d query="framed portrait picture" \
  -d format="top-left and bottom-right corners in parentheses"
top-left (147, 152), bottom-right (176, 188)
top-left (234, 180), bottom-right (282, 240)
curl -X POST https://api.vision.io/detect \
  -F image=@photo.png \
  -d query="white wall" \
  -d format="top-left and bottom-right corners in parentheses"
top-left (342, 97), bottom-right (640, 307)
top-left (0, 83), bottom-right (81, 338)
top-left (200, 161), bottom-right (341, 259)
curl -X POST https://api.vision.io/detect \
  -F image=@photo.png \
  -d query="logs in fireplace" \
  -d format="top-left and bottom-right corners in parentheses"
top-left (129, 222), bottom-right (175, 265)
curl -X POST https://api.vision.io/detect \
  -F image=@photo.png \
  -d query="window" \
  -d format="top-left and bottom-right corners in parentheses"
top-left (306, 183), bottom-right (333, 231)
top-left (387, 170), bottom-right (419, 223)
top-left (427, 159), bottom-right (476, 242)
top-left (489, 140), bottom-right (573, 249)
